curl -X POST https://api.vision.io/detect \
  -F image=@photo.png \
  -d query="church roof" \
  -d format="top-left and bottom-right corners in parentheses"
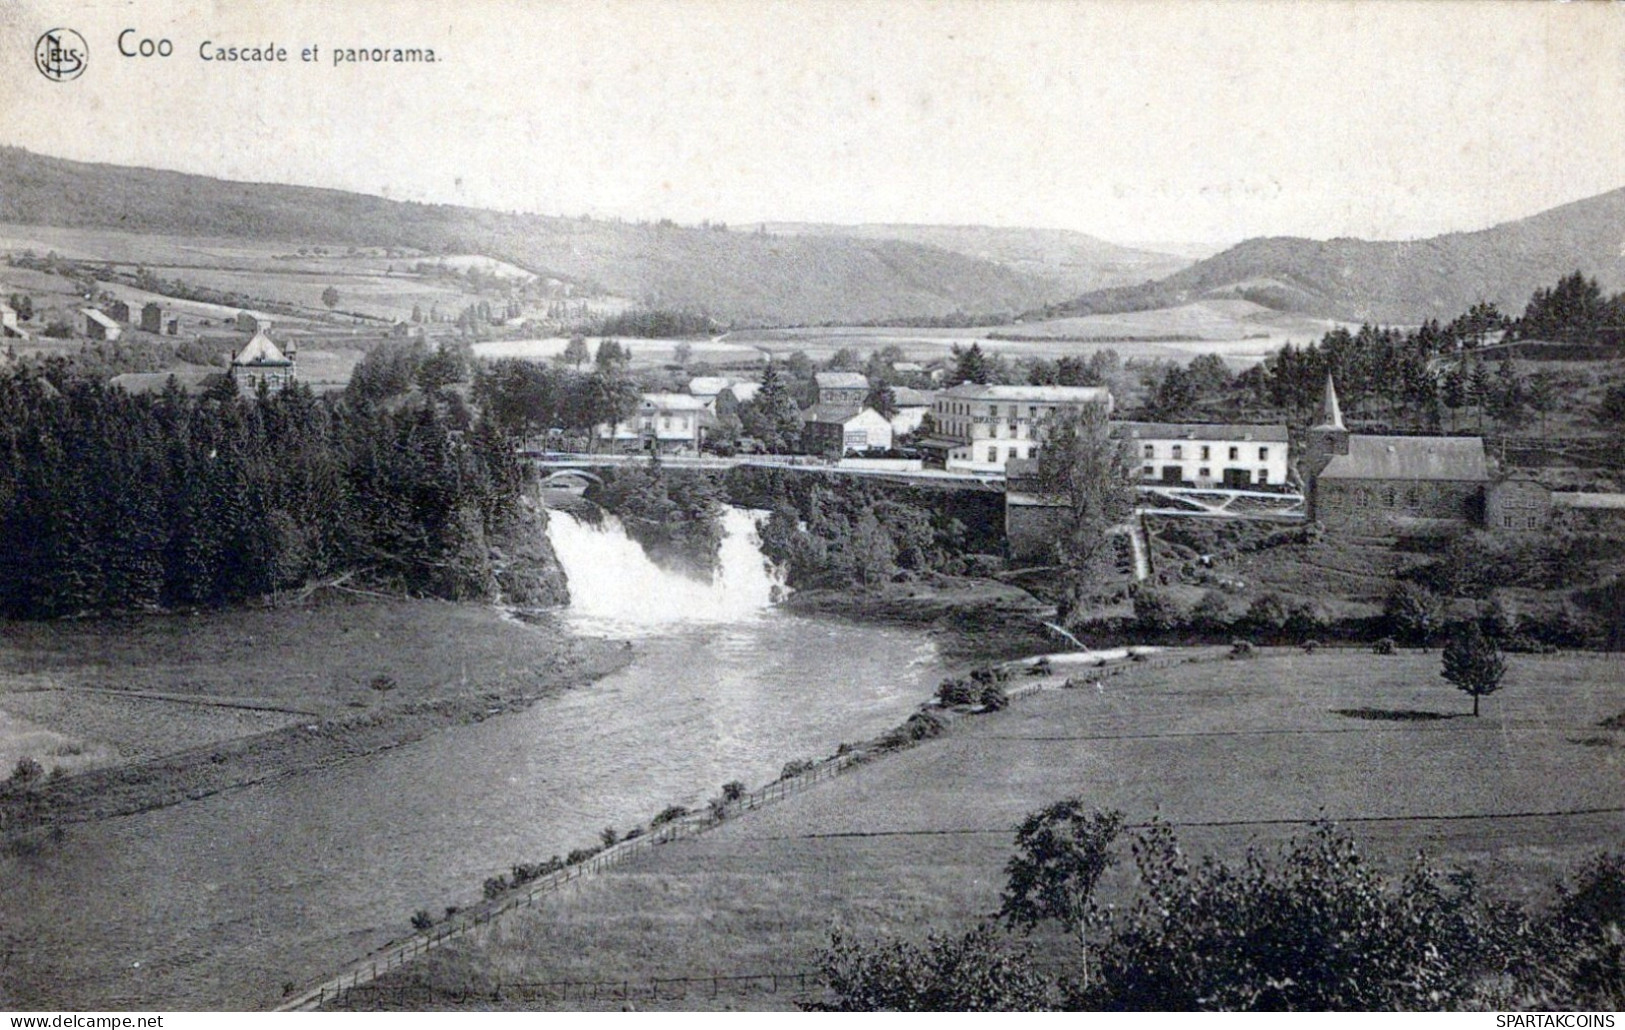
top-left (232, 331), bottom-right (291, 366)
top-left (1319, 435), bottom-right (1489, 482)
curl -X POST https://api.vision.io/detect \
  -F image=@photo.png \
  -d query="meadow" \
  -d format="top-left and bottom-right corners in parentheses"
top-left (0, 600), bottom-right (618, 778)
top-left (390, 648), bottom-right (1625, 1009)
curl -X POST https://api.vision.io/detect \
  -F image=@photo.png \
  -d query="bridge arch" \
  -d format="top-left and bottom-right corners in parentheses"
top-left (539, 469), bottom-right (604, 487)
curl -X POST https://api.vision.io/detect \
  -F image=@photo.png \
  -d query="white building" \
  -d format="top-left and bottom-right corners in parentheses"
top-left (1115, 421), bottom-right (1290, 488)
top-left (686, 376), bottom-right (732, 406)
top-left (599, 392), bottom-right (714, 453)
top-left (888, 386), bottom-right (934, 439)
top-left (801, 404), bottom-right (894, 455)
top-left (0, 302), bottom-right (26, 340)
top-left (925, 384), bottom-right (1113, 473)
top-left (230, 330), bottom-right (296, 397)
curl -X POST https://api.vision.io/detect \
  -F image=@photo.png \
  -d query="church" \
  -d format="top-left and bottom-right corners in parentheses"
top-left (1301, 376), bottom-right (1490, 534)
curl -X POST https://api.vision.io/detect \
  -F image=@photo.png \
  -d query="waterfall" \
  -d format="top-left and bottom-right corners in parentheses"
top-left (545, 507), bottom-right (782, 627)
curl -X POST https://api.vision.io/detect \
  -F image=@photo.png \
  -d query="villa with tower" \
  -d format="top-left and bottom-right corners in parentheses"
top-left (229, 330), bottom-right (297, 398)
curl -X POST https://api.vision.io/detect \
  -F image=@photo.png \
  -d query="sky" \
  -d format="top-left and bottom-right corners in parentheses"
top-left (2, 0), bottom-right (1624, 248)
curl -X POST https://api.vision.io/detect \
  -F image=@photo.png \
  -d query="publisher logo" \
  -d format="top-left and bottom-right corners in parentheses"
top-left (35, 28), bottom-right (88, 81)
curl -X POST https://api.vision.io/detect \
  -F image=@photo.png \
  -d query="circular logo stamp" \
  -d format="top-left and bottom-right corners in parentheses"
top-left (35, 28), bottom-right (88, 82)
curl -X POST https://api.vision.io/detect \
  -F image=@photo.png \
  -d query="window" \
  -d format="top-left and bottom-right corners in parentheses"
top-left (1257, 469), bottom-right (1269, 484)
top-left (1199, 467), bottom-right (1211, 479)
top-left (1503, 515), bottom-right (1514, 528)
top-left (1201, 445), bottom-right (1210, 460)
top-left (1259, 447), bottom-right (1269, 460)
top-left (1143, 444), bottom-right (1155, 458)
top-left (1029, 406), bottom-right (1038, 420)
top-left (1229, 446), bottom-right (1239, 460)
top-left (1142, 465), bottom-right (1154, 477)
top-left (1172, 445), bottom-right (1183, 459)
top-left (987, 447), bottom-right (998, 463)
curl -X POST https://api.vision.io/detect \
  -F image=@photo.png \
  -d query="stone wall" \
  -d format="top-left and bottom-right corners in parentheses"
top-left (1314, 479), bottom-right (1482, 534)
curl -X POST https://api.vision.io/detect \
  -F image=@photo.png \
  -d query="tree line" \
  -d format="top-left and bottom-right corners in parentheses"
top-left (0, 365), bottom-right (525, 618)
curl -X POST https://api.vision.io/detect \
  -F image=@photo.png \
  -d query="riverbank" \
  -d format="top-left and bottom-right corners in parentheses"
top-left (782, 576), bottom-right (1064, 662)
top-left (0, 600), bottom-right (633, 840)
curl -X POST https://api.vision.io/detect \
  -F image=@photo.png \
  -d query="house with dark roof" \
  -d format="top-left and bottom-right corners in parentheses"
top-left (814, 372), bottom-right (869, 407)
top-left (1303, 376), bottom-right (1490, 533)
top-left (81, 308), bottom-right (121, 342)
top-left (230, 330), bottom-right (296, 397)
top-left (800, 404), bottom-right (893, 456)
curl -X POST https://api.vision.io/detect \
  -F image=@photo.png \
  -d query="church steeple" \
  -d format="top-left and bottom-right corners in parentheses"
top-left (1314, 373), bottom-right (1345, 430)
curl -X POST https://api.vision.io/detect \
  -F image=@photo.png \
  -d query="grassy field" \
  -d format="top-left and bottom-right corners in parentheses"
top-left (386, 648), bottom-right (1625, 1009)
top-left (0, 600), bottom-right (620, 778)
top-left (729, 301), bottom-right (1360, 369)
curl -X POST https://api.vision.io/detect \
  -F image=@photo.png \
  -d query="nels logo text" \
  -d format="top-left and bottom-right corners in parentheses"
top-left (34, 28), bottom-right (88, 82)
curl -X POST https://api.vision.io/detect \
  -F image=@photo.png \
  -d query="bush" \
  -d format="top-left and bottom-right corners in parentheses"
top-left (8, 756), bottom-right (44, 789)
top-left (1243, 593), bottom-right (1290, 637)
top-left (1132, 585), bottom-right (1188, 634)
top-left (969, 665), bottom-right (1013, 685)
top-left (1229, 639), bottom-right (1256, 659)
top-left (980, 684), bottom-right (1010, 712)
top-left (410, 910), bottom-right (434, 931)
top-left (722, 780), bottom-right (747, 803)
top-left (1079, 821), bottom-right (1522, 1011)
top-left (369, 674), bottom-right (396, 693)
top-left (623, 826), bottom-right (644, 841)
top-left (1301, 639), bottom-right (1320, 654)
top-left (1373, 636), bottom-right (1397, 655)
top-left (936, 677), bottom-right (979, 707)
top-left (780, 758), bottom-right (817, 780)
top-left (1191, 590), bottom-right (1233, 633)
top-left (1285, 601), bottom-right (1328, 641)
top-left (650, 805), bottom-right (689, 827)
top-left (1384, 582), bottom-right (1444, 645)
top-left (818, 923), bottom-right (1054, 1012)
top-left (599, 826), bottom-right (619, 848)
top-left (566, 846), bottom-right (602, 864)
top-left (1029, 657), bottom-right (1052, 677)
top-left (482, 875), bottom-right (510, 900)
top-left (708, 797), bottom-right (729, 821)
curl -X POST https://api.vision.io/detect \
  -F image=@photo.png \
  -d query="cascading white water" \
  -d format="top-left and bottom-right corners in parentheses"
top-left (545, 506), bottom-right (782, 627)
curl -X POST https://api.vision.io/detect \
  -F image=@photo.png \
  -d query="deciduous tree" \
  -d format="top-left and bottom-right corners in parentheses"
top-left (1440, 622), bottom-right (1506, 717)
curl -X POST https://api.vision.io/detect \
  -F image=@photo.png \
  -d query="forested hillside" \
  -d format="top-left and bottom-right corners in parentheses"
top-left (0, 367), bottom-right (535, 617)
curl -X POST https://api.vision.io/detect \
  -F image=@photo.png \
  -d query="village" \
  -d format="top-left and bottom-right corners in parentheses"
top-left (2, 1), bottom-right (1624, 1008)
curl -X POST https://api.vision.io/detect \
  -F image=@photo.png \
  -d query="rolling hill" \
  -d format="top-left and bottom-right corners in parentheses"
top-left (761, 222), bottom-right (1190, 294)
top-left (1049, 187), bottom-right (1625, 324)
top-left (0, 147), bottom-right (1076, 326)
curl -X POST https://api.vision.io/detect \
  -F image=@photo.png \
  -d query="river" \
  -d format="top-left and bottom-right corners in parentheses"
top-left (0, 509), bottom-right (946, 1009)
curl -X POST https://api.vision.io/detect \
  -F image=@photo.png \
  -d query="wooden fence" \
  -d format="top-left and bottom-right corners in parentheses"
top-left (279, 751), bottom-right (862, 1010)
top-left (279, 647), bottom-right (1227, 1011)
top-left (326, 969), bottom-right (822, 1008)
